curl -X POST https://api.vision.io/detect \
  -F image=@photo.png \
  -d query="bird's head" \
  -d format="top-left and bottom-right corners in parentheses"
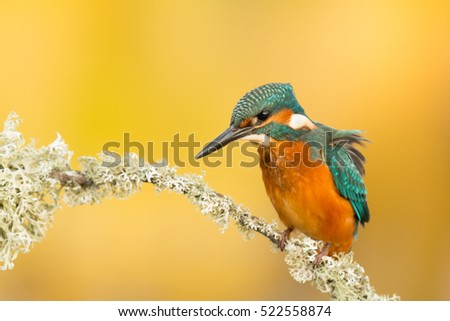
top-left (195, 83), bottom-right (315, 159)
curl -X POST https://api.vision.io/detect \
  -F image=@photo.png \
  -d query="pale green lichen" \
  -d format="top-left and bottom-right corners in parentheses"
top-left (284, 238), bottom-right (399, 300)
top-left (0, 112), bottom-right (398, 300)
top-left (0, 112), bottom-right (71, 270)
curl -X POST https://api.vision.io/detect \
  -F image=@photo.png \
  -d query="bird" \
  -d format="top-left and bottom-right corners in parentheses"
top-left (195, 83), bottom-right (369, 264)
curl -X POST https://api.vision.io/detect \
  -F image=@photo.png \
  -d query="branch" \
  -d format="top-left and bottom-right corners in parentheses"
top-left (0, 112), bottom-right (398, 300)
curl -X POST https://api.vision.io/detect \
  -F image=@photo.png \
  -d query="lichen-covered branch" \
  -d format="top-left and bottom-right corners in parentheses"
top-left (0, 112), bottom-right (398, 300)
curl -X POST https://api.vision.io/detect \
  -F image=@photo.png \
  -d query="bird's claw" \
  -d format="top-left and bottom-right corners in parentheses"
top-left (278, 227), bottom-right (293, 251)
top-left (313, 243), bottom-right (331, 266)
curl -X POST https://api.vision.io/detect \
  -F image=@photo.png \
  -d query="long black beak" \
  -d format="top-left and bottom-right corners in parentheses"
top-left (195, 126), bottom-right (253, 159)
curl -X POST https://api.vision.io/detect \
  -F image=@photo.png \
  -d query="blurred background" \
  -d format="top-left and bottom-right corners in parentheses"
top-left (0, 0), bottom-right (449, 300)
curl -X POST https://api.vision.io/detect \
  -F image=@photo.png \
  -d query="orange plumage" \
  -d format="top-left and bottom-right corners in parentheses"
top-left (258, 140), bottom-right (356, 255)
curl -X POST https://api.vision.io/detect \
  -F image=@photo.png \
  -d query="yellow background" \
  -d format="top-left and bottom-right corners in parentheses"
top-left (1, 0), bottom-right (449, 300)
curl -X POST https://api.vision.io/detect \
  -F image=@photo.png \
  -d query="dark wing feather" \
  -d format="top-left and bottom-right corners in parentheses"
top-left (315, 122), bottom-right (369, 175)
top-left (332, 132), bottom-right (368, 175)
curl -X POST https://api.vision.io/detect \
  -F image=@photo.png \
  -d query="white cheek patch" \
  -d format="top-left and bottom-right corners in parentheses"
top-left (241, 134), bottom-right (270, 146)
top-left (288, 114), bottom-right (316, 130)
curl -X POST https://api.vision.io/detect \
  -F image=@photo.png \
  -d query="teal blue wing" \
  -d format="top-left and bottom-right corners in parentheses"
top-left (313, 123), bottom-right (370, 226)
top-left (325, 140), bottom-right (370, 226)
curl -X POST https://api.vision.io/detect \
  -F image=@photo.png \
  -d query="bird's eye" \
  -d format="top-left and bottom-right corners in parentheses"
top-left (257, 110), bottom-right (270, 122)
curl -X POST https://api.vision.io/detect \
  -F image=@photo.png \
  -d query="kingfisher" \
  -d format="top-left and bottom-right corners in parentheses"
top-left (195, 83), bottom-right (369, 264)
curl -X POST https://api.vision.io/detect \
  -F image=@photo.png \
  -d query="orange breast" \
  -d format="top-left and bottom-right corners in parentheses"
top-left (258, 140), bottom-right (356, 253)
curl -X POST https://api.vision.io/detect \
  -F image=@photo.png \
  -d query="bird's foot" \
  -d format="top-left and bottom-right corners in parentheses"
top-left (313, 243), bottom-right (331, 266)
top-left (278, 227), bottom-right (293, 251)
